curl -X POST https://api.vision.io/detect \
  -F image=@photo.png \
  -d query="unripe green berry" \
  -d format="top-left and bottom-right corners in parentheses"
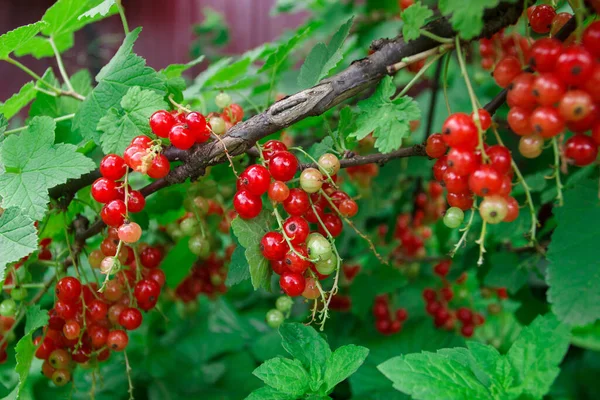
top-left (215, 92), bottom-right (232, 109)
top-left (315, 254), bottom-right (337, 275)
top-left (0, 299), bottom-right (17, 316)
top-left (189, 235), bottom-right (210, 258)
top-left (210, 116), bottom-right (226, 135)
top-left (443, 207), bottom-right (464, 229)
top-left (10, 287), bottom-right (28, 301)
top-left (299, 168), bottom-right (323, 194)
top-left (180, 218), bottom-right (199, 236)
top-left (307, 233), bottom-right (333, 262)
top-left (275, 296), bottom-right (293, 313)
top-left (266, 309), bottom-right (285, 328)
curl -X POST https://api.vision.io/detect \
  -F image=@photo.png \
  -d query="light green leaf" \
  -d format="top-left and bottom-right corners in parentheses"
top-left (279, 323), bottom-right (332, 382)
top-left (98, 86), bottom-right (167, 154)
top-left (73, 28), bottom-right (166, 145)
top-left (0, 207), bottom-right (37, 276)
top-left (323, 345), bottom-right (369, 393)
top-left (12, 305), bottom-right (49, 398)
top-left (378, 349), bottom-right (493, 400)
top-left (259, 25), bottom-right (312, 73)
top-left (507, 314), bottom-right (570, 399)
top-left (0, 22), bottom-right (46, 59)
top-left (245, 386), bottom-right (296, 400)
top-left (308, 136), bottom-right (335, 161)
top-left (161, 55), bottom-right (205, 79)
top-left (484, 252), bottom-right (528, 295)
top-left (0, 82), bottom-right (36, 120)
top-left (230, 211), bottom-right (272, 290)
top-left (298, 17), bottom-right (354, 88)
top-left (30, 69), bottom-right (92, 118)
top-left (42, 0), bottom-right (118, 37)
top-left (0, 114), bottom-right (7, 135)
top-left (253, 358), bottom-right (309, 396)
top-left (571, 322), bottom-right (600, 351)
top-left (0, 116), bottom-right (95, 220)
top-left (467, 342), bottom-right (517, 399)
top-left (438, 0), bottom-right (518, 40)
top-left (79, 0), bottom-right (118, 19)
top-left (401, 2), bottom-right (433, 41)
top-left (13, 32), bottom-right (73, 59)
top-left (225, 236), bottom-right (251, 287)
top-left (350, 76), bottom-right (421, 153)
top-left (547, 182), bottom-right (600, 325)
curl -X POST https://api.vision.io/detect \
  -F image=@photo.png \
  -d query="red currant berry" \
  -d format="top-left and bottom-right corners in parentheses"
top-left (186, 112), bottom-right (211, 143)
top-left (269, 151), bottom-right (298, 181)
top-left (260, 232), bottom-right (288, 261)
top-left (148, 154), bottom-right (170, 179)
top-left (279, 272), bottom-right (306, 297)
top-left (550, 12), bottom-right (572, 36)
top-left (283, 216), bottom-right (310, 245)
top-left (471, 109), bottom-right (491, 131)
top-left (531, 73), bottom-right (565, 106)
top-left (461, 324), bottom-right (475, 337)
top-left (123, 145), bottom-right (148, 173)
top-left (493, 56), bottom-right (521, 88)
top-left (282, 188), bottom-right (310, 216)
top-left (119, 307), bottom-right (143, 330)
top-left (447, 148), bottom-right (480, 176)
top-left (425, 134), bottom-right (447, 158)
top-left (237, 164), bottom-right (271, 196)
top-left (55, 277), bottom-right (81, 304)
top-left (134, 278), bottom-right (161, 305)
top-left (284, 246), bottom-right (310, 273)
top-left (583, 21), bottom-right (600, 57)
top-left (559, 90), bottom-right (593, 122)
top-left (131, 135), bottom-right (152, 148)
top-left (169, 125), bottom-right (195, 150)
top-left (339, 199), bottom-right (358, 217)
top-left (441, 113), bottom-right (478, 150)
top-left (126, 190), bottom-right (145, 213)
top-left (263, 140), bottom-right (288, 161)
top-left (555, 45), bottom-right (594, 86)
top-left (150, 110), bottom-right (175, 138)
top-left (396, 308), bottom-right (408, 322)
top-left (507, 73), bottom-right (537, 110)
top-left (222, 104), bottom-right (244, 124)
top-left (504, 196), bottom-right (519, 222)
top-left (268, 181), bottom-right (290, 202)
top-left (456, 307), bottom-right (472, 323)
top-left (107, 330), bottom-right (129, 351)
top-left (528, 5), bottom-right (556, 34)
top-left (565, 134), bottom-right (598, 166)
top-left (101, 200), bottom-right (127, 227)
top-left (100, 154), bottom-right (126, 181)
top-left (432, 155), bottom-right (449, 182)
top-left (433, 260), bottom-right (451, 277)
top-left (318, 214), bottom-right (343, 238)
top-left (443, 170), bottom-right (470, 194)
top-left (233, 189), bottom-right (262, 219)
top-left (507, 106), bottom-right (533, 136)
top-left (529, 38), bottom-right (562, 73)
top-left (141, 247), bottom-right (162, 269)
top-left (530, 106), bottom-right (565, 138)
top-left (469, 165), bottom-right (502, 196)
top-left (87, 299), bottom-right (108, 321)
top-left (91, 178), bottom-right (118, 204)
top-left (118, 222), bottom-right (142, 244)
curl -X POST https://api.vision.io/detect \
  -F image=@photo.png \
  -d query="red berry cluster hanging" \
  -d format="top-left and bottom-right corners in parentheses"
top-left (479, 31), bottom-right (532, 71)
top-left (175, 253), bottom-right (230, 302)
top-left (527, 5), bottom-right (573, 37)
top-left (233, 141), bottom-right (358, 298)
top-left (372, 295), bottom-right (408, 335)
top-left (35, 249), bottom-right (165, 387)
top-left (422, 263), bottom-right (487, 337)
top-left (499, 20), bottom-right (600, 167)
top-left (427, 109), bottom-right (520, 226)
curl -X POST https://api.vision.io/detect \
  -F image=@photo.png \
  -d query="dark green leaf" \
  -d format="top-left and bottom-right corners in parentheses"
top-left (163, 237), bottom-right (197, 288)
top-left (401, 3), bottom-right (433, 41)
top-left (253, 358), bottom-right (309, 396)
top-left (484, 252), bottom-right (528, 295)
top-left (323, 345), bottom-right (369, 393)
top-left (0, 207), bottom-right (37, 277)
top-left (0, 82), bottom-right (36, 120)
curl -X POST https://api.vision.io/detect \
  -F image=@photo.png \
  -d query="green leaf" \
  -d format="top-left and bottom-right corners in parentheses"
top-left (245, 386), bottom-right (296, 400)
top-left (0, 22), bottom-right (46, 59)
top-left (0, 82), bottom-right (36, 120)
top-left (571, 322), bottom-right (600, 351)
top-left (298, 17), bottom-right (354, 88)
top-left (13, 32), bottom-right (73, 59)
top-left (378, 348), bottom-right (493, 400)
top-left (225, 236), bottom-right (251, 287)
top-left (230, 211), bottom-right (272, 290)
top-left (484, 252), bottom-right (528, 295)
top-left (12, 305), bottom-right (49, 398)
top-left (323, 345), bottom-right (369, 393)
top-left (98, 86), bottom-right (168, 154)
top-left (0, 207), bottom-right (37, 276)
top-left (547, 181), bottom-right (600, 325)
top-left (0, 114), bottom-right (7, 135)
top-left (510, 170), bottom-right (550, 196)
top-left (401, 2), bottom-right (433, 41)
top-left (466, 342), bottom-right (517, 398)
top-left (308, 136), bottom-right (335, 161)
top-left (259, 25), bottom-right (312, 73)
top-left (438, 0), bottom-right (518, 40)
top-left (73, 28), bottom-right (166, 145)
top-left (42, 0), bottom-right (118, 38)
top-left (79, 0), bottom-right (118, 19)
top-left (279, 323), bottom-right (332, 381)
top-left (253, 358), bottom-right (309, 396)
top-left (163, 237), bottom-right (197, 288)
top-left (0, 116), bottom-right (95, 220)
top-left (350, 76), bottom-right (421, 153)
top-left (161, 55), bottom-right (205, 79)
top-left (507, 314), bottom-right (570, 399)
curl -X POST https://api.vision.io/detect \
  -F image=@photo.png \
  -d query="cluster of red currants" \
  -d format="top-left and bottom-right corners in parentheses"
top-left (35, 259), bottom-right (164, 386)
top-left (422, 262), bottom-right (486, 337)
top-left (527, 5), bottom-right (573, 36)
top-left (427, 109), bottom-right (520, 227)
top-left (372, 295), bottom-right (408, 335)
top-left (233, 141), bottom-right (358, 298)
top-left (497, 20), bottom-right (600, 166)
top-left (478, 31), bottom-right (532, 71)
top-left (174, 253), bottom-right (230, 302)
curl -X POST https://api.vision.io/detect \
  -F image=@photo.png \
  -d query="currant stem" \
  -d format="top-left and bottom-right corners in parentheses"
top-left (290, 146), bottom-right (338, 188)
top-left (49, 36), bottom-right (75, 93)
top-left (475, 220), bottom-right (487, 266)
top-left (168, 94), bottom-right (192, 113)
top-left (397, 50), bottom-right (449, 99)
top-left (551, 137), bottom-right (565, 207)
top-left (4, 57), bottom-right (61, 94)
top-left (449, 203), bottom-right (477, 257)
top-left (419, 29), bottom-right (454, 44)
top-left (442, 52), bottom-right (452, 114)
top-left (455, 37), bottom-right (489, 161)
top-left (116, 0), bottom-right (131, 36)
top-left (211, 132), bottom-right (239, 177)
top-left (3, 113), bottom-right (76, 136)
top-left (123, 350), bottom-right (135, 400)
top-left (387, 43), bottom-right (454, 74)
